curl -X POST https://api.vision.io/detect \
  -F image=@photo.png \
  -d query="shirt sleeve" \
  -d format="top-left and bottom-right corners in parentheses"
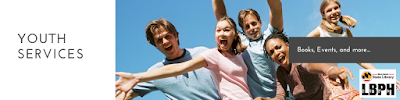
top-left (199, 49), bottom-right (220, 69)
top-left (264, 24), bottom-right (283, 37)
top-left (132, 81), bottom-right (157, 97)
top-left (275, 68), bottom-right (288, 100)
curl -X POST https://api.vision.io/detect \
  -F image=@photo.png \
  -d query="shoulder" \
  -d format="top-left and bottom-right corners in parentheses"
top-left (200, 48), bottom-right (221, 59)
top-left (147, 61), bottom-right (165, 71)
top-left (263, 24), bottom-right (280, 36)
top-left (307, 28), bottom-right (321, 37)
top-left (184, 46), bottom-right (209, 57)
top-left (201, 48), bottom-right (219, 55)
top-left (293, 63), bottom-right (308, 69)
top-left (190, 46), bottom-right (209, 52)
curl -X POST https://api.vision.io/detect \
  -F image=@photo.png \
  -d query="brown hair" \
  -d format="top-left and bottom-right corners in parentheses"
top-left (238, 9), bottom-right (261, 29)
top-left (218, 16), bottom-right (247, 55)
top-left (145, 18), bottom-right (179, 46)
top-left (319, 0), bottom-right (357, 32)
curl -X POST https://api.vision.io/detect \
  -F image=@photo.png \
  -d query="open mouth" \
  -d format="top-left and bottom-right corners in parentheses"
top-left (278, 55), bottom-right (285, 64)
top-left (164, 45), bottom-right (173, 51)
top-left (219, 39), bottom-right (228, 48)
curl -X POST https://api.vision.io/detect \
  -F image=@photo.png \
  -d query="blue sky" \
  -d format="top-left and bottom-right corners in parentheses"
top-left (116, 0), bottom-right (400, 99)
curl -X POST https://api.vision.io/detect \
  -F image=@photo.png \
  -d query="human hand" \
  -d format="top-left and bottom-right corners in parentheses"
top-left (115, 90), bottom-right (126, 100)
top-left (396, 80), bottom-right (400, 91)
top-left (115, 72), bottom-right (139, 100)
top-left (327, 67), bottom-right (354, 90)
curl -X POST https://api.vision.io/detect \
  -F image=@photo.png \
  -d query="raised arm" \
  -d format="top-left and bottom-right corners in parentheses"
top-left (212, 0), bottom-right (227, 20)
top-left (115, 56), bottom-right (207, 100)
top-left (268, 0), bottom-right (283, 31)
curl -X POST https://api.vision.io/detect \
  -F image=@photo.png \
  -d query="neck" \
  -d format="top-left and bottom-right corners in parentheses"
top-left (166, 48), bottom-right (184, 60)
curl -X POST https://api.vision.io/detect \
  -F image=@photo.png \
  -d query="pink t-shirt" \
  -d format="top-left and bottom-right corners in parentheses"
top-left (200, 48), bottom-right (252, 100)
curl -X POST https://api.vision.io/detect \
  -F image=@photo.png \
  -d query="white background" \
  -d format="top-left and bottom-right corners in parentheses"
top-left (0, 0), bottom-right (114, 100)
top-left (360, 70), bottom-right (396, 98)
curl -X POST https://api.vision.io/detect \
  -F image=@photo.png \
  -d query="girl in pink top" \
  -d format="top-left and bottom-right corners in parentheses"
top-left (115, 16), bottom-right (255, 100)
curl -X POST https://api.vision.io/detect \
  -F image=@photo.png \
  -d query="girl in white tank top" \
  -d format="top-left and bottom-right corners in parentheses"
top-left (305, 0), bottom-right (400, 100)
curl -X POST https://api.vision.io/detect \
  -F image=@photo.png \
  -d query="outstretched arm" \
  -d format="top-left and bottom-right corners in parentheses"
top-left (212, 0), bottom-right (227, 20)
top-left (115, 56), bottom-right (207, 100)
top-left (308, 63), bottom-right (354, 89)
top-left (268, 0), bottom-right (283, 31)
top-left (357, 63), bottom-right (376, 69)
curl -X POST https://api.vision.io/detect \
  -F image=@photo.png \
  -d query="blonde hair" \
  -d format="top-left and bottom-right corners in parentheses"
top-left (217, 16), bottom-right (247, 55)
top-left (320, 0), bottom-right (357, 32)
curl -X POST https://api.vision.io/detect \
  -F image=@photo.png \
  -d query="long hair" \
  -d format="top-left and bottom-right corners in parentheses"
top-left (319, 0), bottom-right (357, 32)
top-left (217, 16), bottom-right (247, 55)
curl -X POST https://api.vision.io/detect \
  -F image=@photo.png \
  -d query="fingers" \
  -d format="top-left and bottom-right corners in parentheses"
top-left (344, 68), bottom-right (354, 80)
top-left (337, 72), bottom-right (348, 90)
top-left (340, 67), bottom-right (354, 80)
top-left (115, 91), bottom-right (127, 100)
top-left (329, 79), bottom-right (339, 86)
top-left (116, 72), bottom-right (124, 76)
top-left (341, 77), bottom-right (348, 90)
top-left (396, 80), bottom-right (400, 91)
top-left (115, 90), bottom-right (122, 97)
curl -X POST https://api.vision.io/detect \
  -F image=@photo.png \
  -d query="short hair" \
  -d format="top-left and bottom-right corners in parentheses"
top-left (263, 31), bottom-right (288, 57)
top-left (238, 9), bottom-right (261, 29)
top-left (145, 18), bottom-right (179, 46)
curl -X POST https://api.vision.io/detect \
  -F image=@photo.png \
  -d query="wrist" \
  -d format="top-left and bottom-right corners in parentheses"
top-left (326, 66), bottom-right (335, 76)
top-left (132, 73), bottom-right (143, 82)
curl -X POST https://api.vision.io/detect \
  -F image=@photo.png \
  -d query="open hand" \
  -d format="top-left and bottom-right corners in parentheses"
top-left (115, 72), bottom-right (139, 100)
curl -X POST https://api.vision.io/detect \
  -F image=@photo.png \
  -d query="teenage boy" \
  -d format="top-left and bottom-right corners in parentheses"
top-left (116, 18), bottom-right (220, 100)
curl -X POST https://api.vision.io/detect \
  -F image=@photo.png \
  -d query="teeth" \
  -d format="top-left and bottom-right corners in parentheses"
top-left (165, 45), bottom-right (171, 49)
top-left (278, 56), bottom-right (283, 61)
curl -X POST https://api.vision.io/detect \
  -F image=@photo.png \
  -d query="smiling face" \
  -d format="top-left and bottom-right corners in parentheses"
top-left (215, 20), bottom-right (237, 52)
top-left (322, 2), bottom-right (341, 24)
top-left (265, 38), bottom-right (290, 67)
top-left (152, 26), bottom-right (182, 60)
top-left (242, 14), bottom-right (262, 40)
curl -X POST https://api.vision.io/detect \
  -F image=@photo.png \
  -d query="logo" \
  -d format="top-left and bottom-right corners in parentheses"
top-left (362, 71), bottom-right (372, 82)
top-left (360, 70), bottom-right (396, 98)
